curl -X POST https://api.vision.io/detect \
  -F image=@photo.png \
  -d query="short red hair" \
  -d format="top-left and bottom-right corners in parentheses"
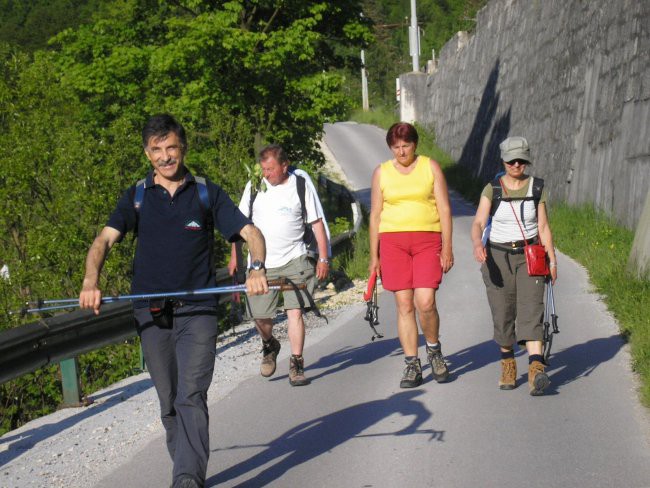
top-left (386, 122), bottom-right (419, 147)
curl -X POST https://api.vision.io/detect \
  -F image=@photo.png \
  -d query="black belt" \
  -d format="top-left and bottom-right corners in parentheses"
top-left (488, 236), bottom-right (538, 254)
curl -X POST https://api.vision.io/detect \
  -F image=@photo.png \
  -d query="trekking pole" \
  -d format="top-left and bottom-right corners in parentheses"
top-left (12, 279), bottom-right (305, 316)
top-left (542, 278), bottom-right (560, 364)
top-left (363, 271), bottom-right (383, 341)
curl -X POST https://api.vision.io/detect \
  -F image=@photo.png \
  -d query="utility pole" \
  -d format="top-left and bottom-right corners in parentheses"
top-left (361, 49), bottom-right (369, 111)
top-left (409, 0), bottom-right (420, 72)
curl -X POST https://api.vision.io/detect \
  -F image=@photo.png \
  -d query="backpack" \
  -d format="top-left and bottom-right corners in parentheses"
top-left (482, 175), bottom-right (544, 245)
top-left (248, 174), bottom-right (318, 260)
top-left (244, 174), bottom-right (325, 318)
top-left (489, 175), bottom-right (544, 218)
top-left (133, 175), bottom-right (214, 264)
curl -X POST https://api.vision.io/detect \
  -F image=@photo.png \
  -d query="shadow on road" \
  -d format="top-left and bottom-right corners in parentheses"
top-left (545, 334), bottom-right (625, 393)
top-left (270, 336), bottom-right (402, 384)
top-left (445, 339), bottom-right (514, 378)
top-left (449, 190), bottom-right (477, 217)
top-left (446, 334), bottom-right (625, 394)
top-left (208, 390), bottom-right (442, 487)
top-left (0, 378), bottom-right (153, 468)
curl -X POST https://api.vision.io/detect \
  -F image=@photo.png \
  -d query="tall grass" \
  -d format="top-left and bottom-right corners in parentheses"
top-left (550, 203), bottom-right (650, 405)
top-left (334, 223), bottom-right (370, 280)
top-left (343, 108), bottom-right (650, 406)
top-left (349, 107), bottom-right (397, 129)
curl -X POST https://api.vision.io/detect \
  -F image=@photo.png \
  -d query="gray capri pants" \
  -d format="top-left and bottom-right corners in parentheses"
top-left (481, 245), bottom-right (545, 346)
top-left (247, 254), bottom-right (316, 319)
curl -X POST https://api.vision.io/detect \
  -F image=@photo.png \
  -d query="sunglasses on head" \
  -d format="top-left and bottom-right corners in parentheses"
top-left (504, 159), bottom-right (529, 166)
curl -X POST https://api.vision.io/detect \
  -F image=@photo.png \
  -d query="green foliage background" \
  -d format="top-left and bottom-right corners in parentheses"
top-left (0, 0), bottom-right (372, 436)
top-left (0, 0), bottom-right (488, 436)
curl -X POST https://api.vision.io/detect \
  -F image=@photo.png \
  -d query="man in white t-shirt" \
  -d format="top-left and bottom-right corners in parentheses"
top-left (228, 144), bottom-right (329, 386)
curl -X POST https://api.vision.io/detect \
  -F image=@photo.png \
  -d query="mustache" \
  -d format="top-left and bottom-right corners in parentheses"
top-left (156, 158), bottom-right (178, 168)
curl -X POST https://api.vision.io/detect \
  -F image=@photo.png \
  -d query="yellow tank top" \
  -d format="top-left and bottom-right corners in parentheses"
top-left (379, 155), bottom-right (440, 232)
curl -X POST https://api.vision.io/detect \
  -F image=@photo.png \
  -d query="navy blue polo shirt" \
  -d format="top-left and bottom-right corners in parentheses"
top-left (107, 170), bottom-right (251, 308)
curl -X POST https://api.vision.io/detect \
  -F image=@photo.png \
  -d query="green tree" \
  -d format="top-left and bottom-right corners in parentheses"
top-left (0, 0), bottom-right (105, 52)
top-left (0, 2), bottom-right (372, 434)
top-left (52, 0), bottom-right (372, 164)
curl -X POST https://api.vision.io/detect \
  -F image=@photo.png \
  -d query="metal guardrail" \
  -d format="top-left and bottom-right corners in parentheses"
top-left (0, 175), bottom-right (362, 405)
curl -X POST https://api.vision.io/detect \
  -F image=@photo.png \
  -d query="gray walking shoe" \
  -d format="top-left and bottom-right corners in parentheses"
top-left (400, 357), bottom-right (423, 388)
top-left (426, 344), bottom-right (450, 383)
top-left (260, 336), bottom-right (281, 377)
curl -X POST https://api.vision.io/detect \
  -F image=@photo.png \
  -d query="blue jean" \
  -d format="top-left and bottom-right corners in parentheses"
top-left (135, 304), bottom-right (218, 487)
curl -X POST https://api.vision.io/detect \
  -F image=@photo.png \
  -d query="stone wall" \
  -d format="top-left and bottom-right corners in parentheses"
top-left (401, 0), bottom-right (650, 228)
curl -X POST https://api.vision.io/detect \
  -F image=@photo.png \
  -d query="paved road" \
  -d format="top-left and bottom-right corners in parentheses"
top-left (99, 122), bottom-right (650, 487)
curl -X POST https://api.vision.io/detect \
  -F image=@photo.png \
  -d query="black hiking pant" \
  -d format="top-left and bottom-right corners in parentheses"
top-left (135, 304), bottom-right (218, 487)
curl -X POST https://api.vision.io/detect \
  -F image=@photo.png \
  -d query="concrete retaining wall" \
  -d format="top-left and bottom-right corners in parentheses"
top-left (401, 0), bottom-right (650, 229)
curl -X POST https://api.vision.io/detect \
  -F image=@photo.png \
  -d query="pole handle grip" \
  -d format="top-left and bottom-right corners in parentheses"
top-left (364, 271), bottom-right (377, 302)
top-left (267, 278), bottom-right (306, 291)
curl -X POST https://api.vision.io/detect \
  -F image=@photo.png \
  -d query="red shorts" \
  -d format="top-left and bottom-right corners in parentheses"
top-left (379, 232), bottom-right (443, 291)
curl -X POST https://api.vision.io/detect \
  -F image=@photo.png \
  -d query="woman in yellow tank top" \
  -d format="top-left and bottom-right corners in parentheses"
top-left (369, 122), bottom-right (454, 389)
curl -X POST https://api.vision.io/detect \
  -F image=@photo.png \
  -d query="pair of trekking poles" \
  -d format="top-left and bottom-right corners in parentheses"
top-left (15, 272), bottom-right (558, 361)
top-left (12, 279), bottom-right (304, 317)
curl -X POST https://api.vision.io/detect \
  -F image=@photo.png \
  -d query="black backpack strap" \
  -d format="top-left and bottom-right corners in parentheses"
top-left (133, 178), bottom-right (147, 212)
top-left (193, 176), bottom-right (215, 272)
top-left (532, 177), bottom-right (544, 211)
top-left (194, 176), bottom-right (212, 230)
top-left (296, 174), bottom-right (307, 224)
top-left (133, 178), bottom-right (147, 238)
top-left (489, 177), bottom-right (502, 217)
top-left (295, 174), bottom-right (319, 259)
top-left (284, 277), bottom-right (327, 322)
top-left (248, 183), bottom-right (258, 220)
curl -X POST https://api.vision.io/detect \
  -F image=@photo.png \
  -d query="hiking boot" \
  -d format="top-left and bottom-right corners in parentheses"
top-left (426, 344), bottom-right (450, 383)
top-left (289, 355), bottom-right (310, 386)
top-left (260, 336), bottom-right (281, 377)
top-left (499, 357), bottom-right (517, 390)
top-left (400, 358), bottom-right (423, 388)
top-left (528, 360), bottom-right (550, 396)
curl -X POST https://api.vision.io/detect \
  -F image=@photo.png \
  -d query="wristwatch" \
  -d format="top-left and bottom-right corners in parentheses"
top-left (249, 259), bottom-right (265, 272)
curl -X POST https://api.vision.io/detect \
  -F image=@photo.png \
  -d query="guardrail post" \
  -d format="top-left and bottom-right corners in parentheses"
top-left (139, 343), bottom-right (147, 372)
top-left (59, 358), bottom-right (82, 406)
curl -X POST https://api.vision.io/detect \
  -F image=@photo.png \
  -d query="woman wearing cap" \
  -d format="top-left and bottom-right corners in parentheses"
top-left (369, 122), bottom-right (454, 388)
top-left (470, 136), bottom-right (558, 396)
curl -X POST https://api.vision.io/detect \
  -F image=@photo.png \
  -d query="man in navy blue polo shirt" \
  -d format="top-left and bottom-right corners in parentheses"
top-left (79, 114), bottom-right (267, 488)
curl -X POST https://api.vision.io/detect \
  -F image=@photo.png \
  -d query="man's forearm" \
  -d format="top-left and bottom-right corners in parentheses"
top-left (83, 237), bottom-right (109, 288)
top-left (240, 224), bottom-right (266, 262)
top-left (311, 219), bottom-right (328, 259)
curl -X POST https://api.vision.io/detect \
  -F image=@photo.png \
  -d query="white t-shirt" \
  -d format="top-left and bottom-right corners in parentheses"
top-left (239, 174), bottom-right (321, 268)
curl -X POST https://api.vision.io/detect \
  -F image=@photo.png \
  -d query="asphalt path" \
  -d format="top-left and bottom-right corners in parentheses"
top-left (98, 122), bottom-right (650, 487)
